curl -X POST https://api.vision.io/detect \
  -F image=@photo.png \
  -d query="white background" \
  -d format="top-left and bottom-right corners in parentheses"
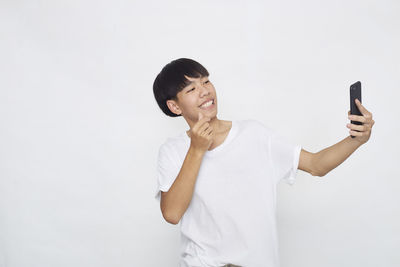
top-left (1, 0), bottom-right (399, 266)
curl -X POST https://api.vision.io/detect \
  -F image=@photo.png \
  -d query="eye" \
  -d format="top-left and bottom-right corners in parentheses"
top-left (186, 80), bottom-right (209, 93)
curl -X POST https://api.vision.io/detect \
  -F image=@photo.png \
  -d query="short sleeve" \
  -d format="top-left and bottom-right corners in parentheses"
top-left (269, 130), bottom-right (302, 185)
top-left (154, 143), bottom-right (181, 203)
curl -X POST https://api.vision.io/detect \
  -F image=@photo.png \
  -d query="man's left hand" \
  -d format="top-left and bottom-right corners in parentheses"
top-left (347, 98), bottom-right (375, 145)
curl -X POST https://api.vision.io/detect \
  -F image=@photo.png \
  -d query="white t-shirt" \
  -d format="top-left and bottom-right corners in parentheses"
top-left (154, 119), bottom-right (302, 267)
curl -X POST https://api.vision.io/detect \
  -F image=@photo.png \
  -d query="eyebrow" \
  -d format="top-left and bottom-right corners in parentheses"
top-left (185, 77), bottom-right (208, 88)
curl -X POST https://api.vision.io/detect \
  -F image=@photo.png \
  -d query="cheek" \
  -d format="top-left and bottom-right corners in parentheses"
top-left (181, 97), bottom-right (198, 109)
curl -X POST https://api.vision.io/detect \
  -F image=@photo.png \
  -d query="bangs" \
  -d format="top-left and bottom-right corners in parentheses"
top-left (160, 58), bottom-right (209, 100)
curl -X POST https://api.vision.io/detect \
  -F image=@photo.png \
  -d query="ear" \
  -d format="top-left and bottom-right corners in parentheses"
top-left (166, 99), bottom-right (182, 116)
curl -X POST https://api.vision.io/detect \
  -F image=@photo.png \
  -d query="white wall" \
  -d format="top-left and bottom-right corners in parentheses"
top-left (0, 0), bottom-right (399, 266)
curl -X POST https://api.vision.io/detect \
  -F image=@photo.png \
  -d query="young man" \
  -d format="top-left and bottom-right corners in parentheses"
top-left (152, 58), bottom-right (375, 267)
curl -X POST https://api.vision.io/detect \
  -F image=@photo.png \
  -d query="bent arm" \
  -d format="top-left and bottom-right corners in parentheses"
top-left (161, 146), bottom-right (205, 225)
top-left (312, 135), bottom-right (363, 176)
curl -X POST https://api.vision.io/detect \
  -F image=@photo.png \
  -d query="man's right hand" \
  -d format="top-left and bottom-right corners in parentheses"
top-left (188, 112), bottom-right (214, 153)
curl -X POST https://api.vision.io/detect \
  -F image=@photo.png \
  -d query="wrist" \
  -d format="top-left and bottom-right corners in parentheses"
top-left (347, 135), bottom-right (365, 147)
top-left (189, 145), bottom-right (206, 157)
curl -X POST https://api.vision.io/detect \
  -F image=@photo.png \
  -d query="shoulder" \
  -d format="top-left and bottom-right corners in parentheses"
top-left (158, 133), bottom-right (187, 159)
top-left (159, 137), bottom-right (178, 152)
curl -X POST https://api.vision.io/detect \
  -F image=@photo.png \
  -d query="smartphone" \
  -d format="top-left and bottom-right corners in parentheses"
top-left (350, 81), bottom-right (362, 138)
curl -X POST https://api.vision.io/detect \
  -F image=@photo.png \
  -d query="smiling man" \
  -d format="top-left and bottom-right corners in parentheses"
top-left (152, 58), bottom-right (375, 267)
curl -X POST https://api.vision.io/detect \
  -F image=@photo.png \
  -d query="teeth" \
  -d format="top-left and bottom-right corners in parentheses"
top-left (200, 100), bottom-right (213, 108)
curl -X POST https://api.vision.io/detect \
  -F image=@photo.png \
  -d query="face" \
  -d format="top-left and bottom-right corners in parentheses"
top-left (166, 75), bottom-right (218, 125)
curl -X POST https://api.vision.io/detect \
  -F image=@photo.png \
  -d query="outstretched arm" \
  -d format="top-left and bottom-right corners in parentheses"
top-left (299, 99), bottom-right (375, 177)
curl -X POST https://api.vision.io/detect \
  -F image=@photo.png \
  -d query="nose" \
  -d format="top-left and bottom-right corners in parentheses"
top-left (199, 84), bottom-right (210, 97)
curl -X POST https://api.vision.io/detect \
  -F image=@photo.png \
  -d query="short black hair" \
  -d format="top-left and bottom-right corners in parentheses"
top-left (153, 58), bottom-right (210, 117)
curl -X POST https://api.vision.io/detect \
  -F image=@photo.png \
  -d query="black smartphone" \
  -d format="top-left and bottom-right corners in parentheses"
top-left (350, 81), bottom-right (362, 138)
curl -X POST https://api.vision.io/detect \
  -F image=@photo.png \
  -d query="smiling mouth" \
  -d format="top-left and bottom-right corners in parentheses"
top-left (199, 99), bottom-right (214, 109)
